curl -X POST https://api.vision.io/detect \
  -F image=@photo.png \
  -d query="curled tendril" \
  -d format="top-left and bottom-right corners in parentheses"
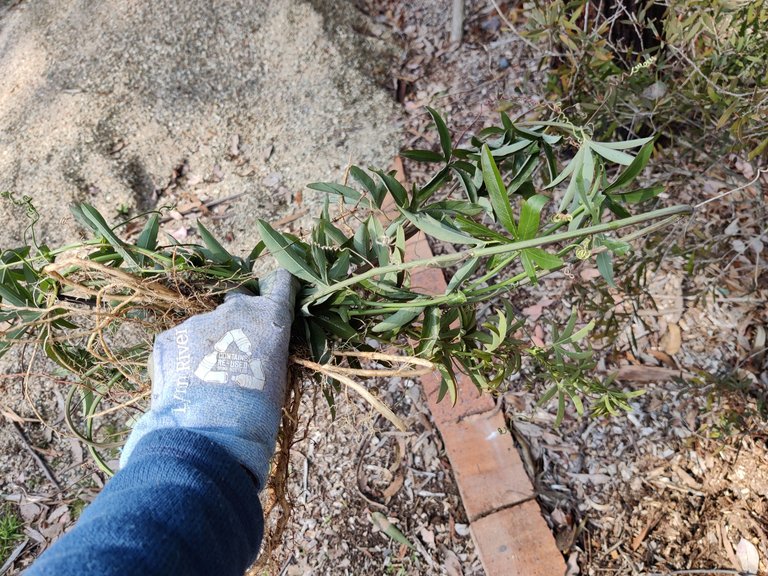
top-left (575, 239), bottom-right (592, 260)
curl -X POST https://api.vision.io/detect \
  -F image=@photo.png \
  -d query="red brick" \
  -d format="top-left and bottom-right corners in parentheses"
top-left (439, 410), bottom-right (535, 521)
top-left (421, 368), bottom-right (495, 425)
top-left (471, 501), bottom-right (566, 576)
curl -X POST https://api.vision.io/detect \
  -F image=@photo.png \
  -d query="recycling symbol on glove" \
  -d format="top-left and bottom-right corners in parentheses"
top-left (194, 329), bottom-right (266, 390)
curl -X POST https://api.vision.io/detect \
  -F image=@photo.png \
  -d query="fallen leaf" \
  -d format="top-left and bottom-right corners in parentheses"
top-left (580, 267), bottom-right (602, 281)
top-left (735, 538), bottom-right (759, 574)
top-left (419, 526), bottom-right (436, 549)
top-left (170, 226), bottom-right (189, 241)
top-left (443, 548), bottom-right (463, 576)
top-left (616, 365), bottom-right (681, 383)
top-left (454, 523), bottom-right (470, 537)
top-left (661, 323), bottom-right (682, 355)
top-left (649, 349), bottom-right (677, 367)
top-left (523, 297), bottom-right (555, 321)
top-left (370, 512), bottom-right (414, 550)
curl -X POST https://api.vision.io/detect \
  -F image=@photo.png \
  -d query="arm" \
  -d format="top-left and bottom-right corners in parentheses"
top-left (26, 429), bottom-right (263, 576)
top-left (26, 270), bottom-right (298, 576)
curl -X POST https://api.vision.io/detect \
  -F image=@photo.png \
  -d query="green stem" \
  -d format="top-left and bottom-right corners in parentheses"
top-left (466, 213), bottom-right (685, 301)
top-left (301, 205), bottom-right (692, 307)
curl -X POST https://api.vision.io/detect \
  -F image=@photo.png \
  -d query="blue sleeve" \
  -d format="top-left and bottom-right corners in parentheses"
top-left (26, 428), bottom-right (264, 576)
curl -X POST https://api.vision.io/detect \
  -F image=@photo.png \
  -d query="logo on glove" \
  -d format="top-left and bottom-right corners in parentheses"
top-left (194, 329), bottom-right (267, 390)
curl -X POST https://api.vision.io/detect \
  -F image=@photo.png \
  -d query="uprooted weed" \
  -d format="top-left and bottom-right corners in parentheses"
top-left (0, 109), bottom-right (694, 567)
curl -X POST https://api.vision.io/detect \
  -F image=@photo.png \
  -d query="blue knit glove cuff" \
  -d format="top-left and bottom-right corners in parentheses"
top-left (119, 270), bottom-right (298, 489)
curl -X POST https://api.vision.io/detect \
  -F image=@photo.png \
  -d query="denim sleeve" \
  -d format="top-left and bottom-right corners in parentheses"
top-left (25, 428), bottom-right (264, 576)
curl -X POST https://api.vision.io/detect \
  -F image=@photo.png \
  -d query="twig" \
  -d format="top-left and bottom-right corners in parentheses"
top-left (450, 0), bottom-right (464, 45)
top-left (488, 0), bottom-right (540, 52)
top-left (0, 538), bottom-right (29, 575)
top-left (9, 421), bottom-right (62, 490)
top-left (695, 167), bottom-right (767, 209)
top-left (159, 192), bottom-right (246, 223)
top-left (273, 208), bottom-right (309, 228)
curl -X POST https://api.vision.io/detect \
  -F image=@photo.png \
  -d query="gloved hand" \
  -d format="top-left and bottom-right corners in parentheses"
top-left (119, 269), bottom-right (299, 490)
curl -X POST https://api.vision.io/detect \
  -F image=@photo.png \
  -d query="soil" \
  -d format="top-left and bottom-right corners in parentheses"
top-left (1, 0), bottom-right (767, 575)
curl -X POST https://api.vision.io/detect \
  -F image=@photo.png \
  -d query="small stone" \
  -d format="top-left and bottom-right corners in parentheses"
top-left (498, 57), bottom-right (510, 70)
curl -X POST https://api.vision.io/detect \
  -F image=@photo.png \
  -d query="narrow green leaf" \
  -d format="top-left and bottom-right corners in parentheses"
top-left (445, 257), bottom-right (480, 294)
top-left (596, 251), bottom-right (615, 287)
top-left (136, 213), bottom-right (159, 254)
top-left (592, 136), bottom-right (653, 150)
top-left (506, 154), bottom-right (539, 197)
top-left (247, 240), bottom-right (266, 262)
top-left (71, 203), bottom-right (140, 269)
top-left (401, 149), bottom-right (445, 162)
top-left (454, 216), bottom-right (513, 244)
top-left (414, 166), bottom-right (451, 207)
top-left (604, 141), bottom-right (655, 193)
top-left (437, 361), bottom-right (458, 405)
top-left (399, 208), bottom-right (483, 246)
top-left (569, 320), bottom-right (595, 343)
top-left (416, 306), bottom-right (441, 357)
top-left (313, 311), bottom-right (357, 340)
top-left (480, 145), bottom-right (517, 237)
top-left (518, 194), bottom-right (549, 240)
top-left (525, 247), bottom-right (563, 269)
top-left (426, 106), bottom-right (452, 162)
top-left (373, 169), bottom-right (408, 207)
top-left (484, 310), bottom-right (508, 353)
top-left (520, 250), bottom-right (537, 283)
top-left (602, 195), bottom-right (631, 218)
top-left (367, 217), bottom-right (389, 268)
top-left (490, 139), bottom-right (534, 157)
top-left (307, 182), bottom-right (373, 209)
top-left (451, 166), bottom-right (478, 203)
top-left (589, 142), bottom-right (635, 165)
top-left (372, 307), bottom-right (424, 333)
top-left (545, 147), bottom-right (582, 190)
top-left (353, 219), bottom-right (371, 262)
top-left (256, 220), bottom-right (324, 284)
top-left (350, 166), bottom-right (385, 207)
top-left (310, 244), bottom-right (329, 283)
top-left (610, 185), bottom-right (664, 203)
top-left (555, 390), bottom-right (566, 427)
top-left (537, 384), bottom-right (559, 407)
top-left (306, 319), bottom-right (331, 363)
top-left (328, 249), bottom-right (350, 281)
top-left (197, 220), bottom-right (232, 264)
top-left (370, 512), bottom-right (415, 550)
top-left (425, 200), bottom-right (485, 217)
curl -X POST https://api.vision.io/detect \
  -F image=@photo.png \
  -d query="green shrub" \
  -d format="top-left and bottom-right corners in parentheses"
top-left (525, 0), bottom-right (768, 159)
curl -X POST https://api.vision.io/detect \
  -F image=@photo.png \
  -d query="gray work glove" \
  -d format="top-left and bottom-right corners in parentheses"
top-left (119, 269), bottom-right (299, 489)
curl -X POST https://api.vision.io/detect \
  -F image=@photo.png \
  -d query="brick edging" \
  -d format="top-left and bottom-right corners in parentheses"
top-left (407, 231), bottom-right (566, 576)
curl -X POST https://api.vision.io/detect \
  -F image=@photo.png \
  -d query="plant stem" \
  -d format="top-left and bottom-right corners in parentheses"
top-left (301, 204), bottom-right (692, 307)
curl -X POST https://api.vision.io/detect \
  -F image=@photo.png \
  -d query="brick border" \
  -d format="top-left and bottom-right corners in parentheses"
top-left (407, 231), bottom-right (565, 576)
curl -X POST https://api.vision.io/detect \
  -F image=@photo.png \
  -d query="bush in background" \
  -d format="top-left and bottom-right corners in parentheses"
top-left (525, 0), bottom-right (768, 160)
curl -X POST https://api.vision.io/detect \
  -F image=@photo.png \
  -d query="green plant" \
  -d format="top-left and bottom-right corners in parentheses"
top-left (0, 507), bottom-right (24, 564)
top-left (0, 110), bottom-right (691, 460)
top-left (0, 109), bottom-right (693, 570)
top-left (524, 0), bottom-right (768, 159)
